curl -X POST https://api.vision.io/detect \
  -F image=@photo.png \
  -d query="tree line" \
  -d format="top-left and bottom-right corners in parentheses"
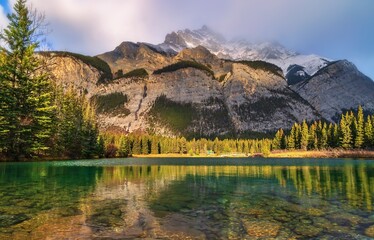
top-left (99, 132), bottom-right (273, 158)
top-left (273, 106), bottom-right (374, 151)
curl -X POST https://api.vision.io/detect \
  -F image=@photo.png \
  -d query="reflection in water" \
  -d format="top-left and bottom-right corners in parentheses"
top-left (0, 159), bottom-right (373, 239)
top-left (98, 164), bottom-right (374, 210)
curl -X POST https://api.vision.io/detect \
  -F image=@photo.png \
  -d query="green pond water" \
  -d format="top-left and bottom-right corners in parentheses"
top-left (0, 158), bottom-right (374, 239)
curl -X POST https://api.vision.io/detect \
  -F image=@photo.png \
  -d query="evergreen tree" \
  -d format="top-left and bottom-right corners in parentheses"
top-left (273, 129), bottom-right (284, 150)
top-left (364, 116), bottom-right (373, 147)
top-left (300, 120), bottom-right (309, 150)
top-left (141, 136), bottom-right (149, 155)
top-left (118, 136), bottom-right (130, 157)
top-left (340, 114), bottom-right (352, 149)
top-left (320, 123), bottom-right (328, 149)
top-left (132, 137), bottom-right (141, 154)
top-left (287, 125), bottom-right (296, 150)
top-left (332, 124), bottom-right (339, 148)
top-left (150, 136), bottom-right (159, 154)
top-left (0, 0), bottom-right (54, 160)
top-left (354, 106), bottom-right (364, 148)
top-left (294, 123), bottom-right (301, 149)
top-left (97, 136), bottom-right (105, 157)
top-left (213, 137), bottom-right (219, 154)
top-left (179, 137), bottom-right (187, 154)
top-left (308, 124), bottom-right (317, 150)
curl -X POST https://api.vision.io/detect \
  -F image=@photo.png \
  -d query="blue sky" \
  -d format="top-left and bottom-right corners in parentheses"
top-left (0, 0), bottom-right (373, 79)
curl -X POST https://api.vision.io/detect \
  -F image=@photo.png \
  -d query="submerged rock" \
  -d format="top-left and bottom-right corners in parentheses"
top-left (241, 219), bottom-right (281, 238)
top-left (365, 225), bottom-right (374, 238)
top-left (293, 224), bottom-right (322, 237)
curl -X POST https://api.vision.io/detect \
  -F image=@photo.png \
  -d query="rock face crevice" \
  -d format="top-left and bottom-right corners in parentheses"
top-left (41, 28), bottom-right (374, 136)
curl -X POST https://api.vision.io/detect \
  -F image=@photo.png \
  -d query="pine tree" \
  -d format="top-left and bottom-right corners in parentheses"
top-left (294, 123), bottom-right (301, 149)
top-left (0, 0), bottom-right (54, 160)
top-left (340, 114), bottom-right (352, 149)
top-left (132, 137), bottom-right (141, 154)
top-left (97, 136), bottom-right (105, 157)
top-left (287, 125), bottom-right (296, 150)
top-left (332, 124), bottom-right (339, 148)
top-left (354, 106), bottom-right (364, 148)
top-left (308, 123), bottom-right (317, 150)
top-left (364, 116), bottom-right (373, 147)
top-left (118, 136), bottom-right (130, 157)
top-left (300, 120), bottom-right (309, 150)
top-left (320, 123), bottom-right (328, 149)
top-left (150, 136), bottom-right (159, 154)
top-left (141, 136), bottom-right (149, 155)
top-left (179, 137), bottom-right (187, 154)
top-left (273, 129), bottom-right (284, 150)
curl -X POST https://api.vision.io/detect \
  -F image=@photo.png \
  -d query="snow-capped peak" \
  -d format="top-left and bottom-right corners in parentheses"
top-left (160, 26), bottom-right (331, 76)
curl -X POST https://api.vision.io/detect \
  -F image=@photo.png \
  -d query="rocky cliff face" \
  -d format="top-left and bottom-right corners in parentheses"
top-left (41, 27), bottom-right (374, 137)
top-left (41, 52), bottom-right (104, 96)
top-left (291, 60), bottom-right (374, 121)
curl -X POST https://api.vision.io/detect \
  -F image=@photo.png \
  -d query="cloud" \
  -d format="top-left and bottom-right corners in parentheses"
top-left (4, 0), bottom-right (374, 79)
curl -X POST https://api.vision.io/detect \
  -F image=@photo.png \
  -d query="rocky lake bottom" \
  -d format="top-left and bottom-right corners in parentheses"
top-left (0, 158), bottom-right (373, 239)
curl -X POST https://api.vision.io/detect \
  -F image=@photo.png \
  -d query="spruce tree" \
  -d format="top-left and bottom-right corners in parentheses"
top-left (273, 129), bottom-right (284, 150)
top-left (320, 123), bottom-right (328, 149)
top-left (364, 116), bottom-right (373, 147)
top-left (340, 114), bottom-right (352, 149)
top-left (0, 0), bottom-right (53, 160)
top-left (354, 106), bottom-right (364, 148)
top-left (308, 123), bottom-right (317, 150)
top-left (300, 120), bottom-right (309, 150)
top-left (150, 136), bottom-right (159, 154)
top-left (287, 125), bottom-right (296, 150)
top-left (118, 136), bottom-right (130, 157)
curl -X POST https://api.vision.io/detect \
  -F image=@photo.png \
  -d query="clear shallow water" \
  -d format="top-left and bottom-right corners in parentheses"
top-left (0, 158), bottom-right (374, 239)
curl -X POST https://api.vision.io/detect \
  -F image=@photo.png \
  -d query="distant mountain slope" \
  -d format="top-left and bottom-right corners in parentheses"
top-left (290, 60), bottom-right (374, 121)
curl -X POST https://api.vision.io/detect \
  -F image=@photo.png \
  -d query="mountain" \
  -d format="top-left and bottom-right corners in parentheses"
top-left (159, 26), bottom-right (330, 78)
top-left (41, 26), bottom-right (374, 137)
top-left (290, 60), bottom-right (374, 122)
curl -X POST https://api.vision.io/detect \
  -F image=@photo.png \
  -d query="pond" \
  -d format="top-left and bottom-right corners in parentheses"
top-left (0, 158), bottom-right (374, 239)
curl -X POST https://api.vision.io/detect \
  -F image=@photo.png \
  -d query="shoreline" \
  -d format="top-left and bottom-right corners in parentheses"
top-left (1, 150), bottom-right (374, 162)
top-left (133, 150), bottom-right (374, 159)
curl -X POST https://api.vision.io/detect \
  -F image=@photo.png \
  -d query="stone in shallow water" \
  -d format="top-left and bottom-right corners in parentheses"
top-left (241, 219), bottom-right (281, 238)
top-left (293, 224), bottom-right (322, 237)
top-left (326, 212), bottom-right (361, 227)
top-left (365, 225), bottom-right (374, 238)
top-left (307, 207), bottom-right (325, 217)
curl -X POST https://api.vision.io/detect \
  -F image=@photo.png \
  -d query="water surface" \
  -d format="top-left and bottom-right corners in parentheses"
top-left (0, 158), bottom-right (374, 239)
